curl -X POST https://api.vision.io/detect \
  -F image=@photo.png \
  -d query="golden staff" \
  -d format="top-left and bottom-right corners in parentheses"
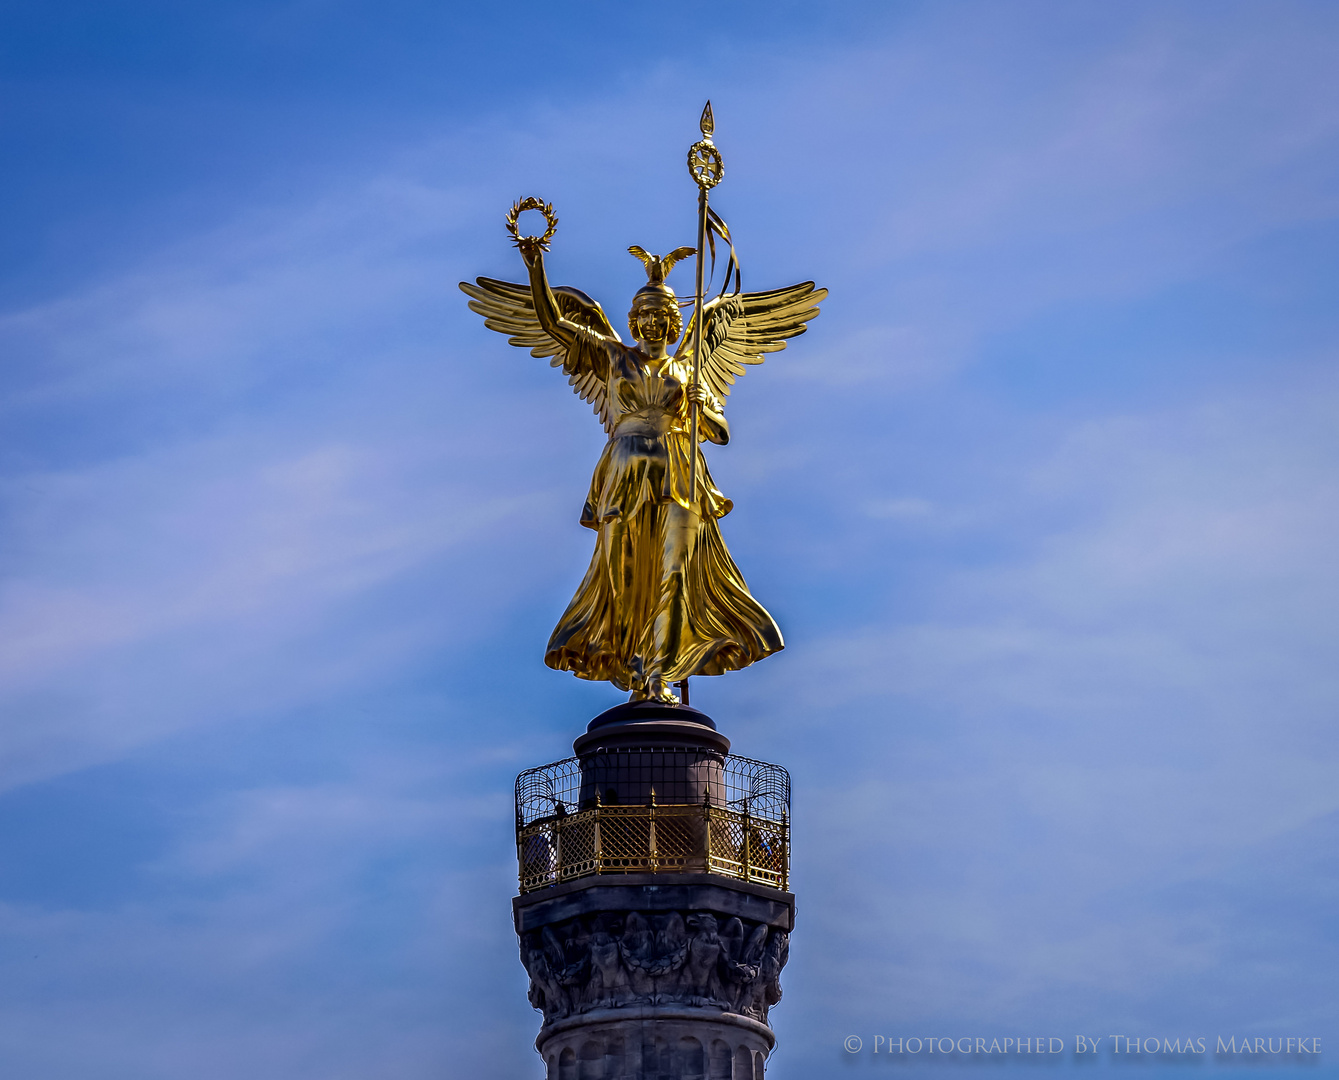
top-left (686, 101), bottom-right (724, 504)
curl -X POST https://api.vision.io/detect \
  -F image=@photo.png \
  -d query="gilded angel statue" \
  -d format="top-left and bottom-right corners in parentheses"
top-left (460, 201), bottom-right (825, 704)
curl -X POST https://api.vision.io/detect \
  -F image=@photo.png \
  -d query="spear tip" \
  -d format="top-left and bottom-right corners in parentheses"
top-left (700, 101), bottom-right (714, 137)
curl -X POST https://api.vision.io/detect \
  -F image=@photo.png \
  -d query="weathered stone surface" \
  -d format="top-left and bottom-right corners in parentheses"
top-left (514, 875), bottom-right (794, 934)
top-left (515, 877), bottom-right (792, 1036)
top-left (538, 1009), bottom-right (772, 1080)
top-left (515, 711), bottom-right (793, 1077)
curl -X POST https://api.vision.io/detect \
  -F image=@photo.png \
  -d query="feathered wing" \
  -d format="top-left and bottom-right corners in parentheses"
top-left (628, 245), bottom-right (697, 283)
top-left (459, 277), bottom-right (623, 430)
top-left (675, 281), bottom-right (827, 413)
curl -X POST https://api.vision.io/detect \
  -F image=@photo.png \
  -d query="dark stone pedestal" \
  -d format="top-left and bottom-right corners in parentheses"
top-left (516, 875), bottom-right (793, 1080)
top-left (513, 704), bottom-right (793, 1080)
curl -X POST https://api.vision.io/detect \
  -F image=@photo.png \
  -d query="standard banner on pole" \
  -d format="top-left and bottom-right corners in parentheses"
top-left (687, 100), bottom-right (724, 503)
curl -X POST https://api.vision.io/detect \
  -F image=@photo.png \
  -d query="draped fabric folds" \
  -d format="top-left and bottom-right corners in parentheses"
top-left (459, 264), bottom-right (819, 698)
top-left (544, 350), bottom-right (783, 694)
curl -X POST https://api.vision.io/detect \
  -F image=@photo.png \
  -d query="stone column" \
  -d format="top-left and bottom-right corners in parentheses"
top-left (513, 702), bottom-right (794, 1080)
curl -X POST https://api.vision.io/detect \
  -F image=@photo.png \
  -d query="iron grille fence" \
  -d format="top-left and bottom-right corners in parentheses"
top-left (515, 748), bottom-right (790, 894)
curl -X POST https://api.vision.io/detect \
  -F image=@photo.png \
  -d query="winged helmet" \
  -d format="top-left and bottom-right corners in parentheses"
top-left (459, 249), bottom-right (826, 431)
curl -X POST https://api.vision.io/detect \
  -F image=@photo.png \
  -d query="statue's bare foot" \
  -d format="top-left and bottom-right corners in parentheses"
top-left (630, 678), bottom-right (680, 705)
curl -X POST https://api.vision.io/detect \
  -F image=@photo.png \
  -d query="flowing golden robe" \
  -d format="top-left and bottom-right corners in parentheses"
top-left (545, 328), bottom-right (783, 693)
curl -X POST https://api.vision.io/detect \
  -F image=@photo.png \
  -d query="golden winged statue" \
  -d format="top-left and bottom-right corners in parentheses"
top-left (460, 230), bottom-right (825, 703)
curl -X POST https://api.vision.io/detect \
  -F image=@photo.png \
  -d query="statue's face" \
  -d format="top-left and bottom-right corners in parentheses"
top-left (629, 301), bottom-right (679, 345)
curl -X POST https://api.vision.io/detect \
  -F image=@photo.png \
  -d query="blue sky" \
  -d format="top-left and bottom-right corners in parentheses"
top-left (1, 1), bottom-right (1338, 1077)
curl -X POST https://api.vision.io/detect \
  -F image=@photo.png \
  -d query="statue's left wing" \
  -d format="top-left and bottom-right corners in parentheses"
top-left (676, 281), bottom-right (827, 412)
top-left (459, 277), bottom-right (623, 430)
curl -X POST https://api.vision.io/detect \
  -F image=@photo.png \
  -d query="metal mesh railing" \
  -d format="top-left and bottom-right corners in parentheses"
top-left (515, 749), bottom-right (789, 894)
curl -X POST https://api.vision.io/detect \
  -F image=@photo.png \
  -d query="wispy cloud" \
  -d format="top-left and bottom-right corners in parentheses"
top-left (1, 3), bottom-right (1337, 1076)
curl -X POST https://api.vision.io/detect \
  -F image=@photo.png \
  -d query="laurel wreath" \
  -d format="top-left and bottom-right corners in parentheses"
top-left (687, 141), bottom-right (724, 190)
top-left (505, 196), bottom-right (559, 250)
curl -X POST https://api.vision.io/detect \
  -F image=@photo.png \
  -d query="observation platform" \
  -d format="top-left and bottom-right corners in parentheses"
top-left (511, 700), bottom-right (794, 1080)
top-left (514, 701), bottom-right (790, 894)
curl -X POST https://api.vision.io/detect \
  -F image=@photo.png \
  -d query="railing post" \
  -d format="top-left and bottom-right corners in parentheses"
top-left (550, 821), bottom-right (559, 885)
top-left (593, 789), bottom-right (603, 876)
top-left (742, 799), bottom-right (751, 883)
top-left (701, 785), bottom-right (712, 874)
top-left (648, 786), bottom-right (658, 872)
top-left (781, 809), bottom-right (788, 892)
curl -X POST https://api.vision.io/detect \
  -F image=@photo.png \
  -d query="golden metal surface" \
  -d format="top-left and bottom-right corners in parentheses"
top-left (517, 800), bottom-right (789, 894)
top-left (505, 196), bottom-right (558, 250)
top-left (687, 102), bottom-right (715, 504)
top-left (687, 142), bottom-right (724, 190)
top-left (459, 105), bottom-right (827, 703)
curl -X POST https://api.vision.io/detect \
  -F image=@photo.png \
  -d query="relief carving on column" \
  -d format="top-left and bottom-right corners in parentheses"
top-left (519, 909), bottom-right (789, 1026)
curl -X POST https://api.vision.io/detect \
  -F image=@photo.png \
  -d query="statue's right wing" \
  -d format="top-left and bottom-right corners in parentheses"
top-left (675, 281), bottom-right (827, 414)
top-left (459, 277), bottom-right (623, 431)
